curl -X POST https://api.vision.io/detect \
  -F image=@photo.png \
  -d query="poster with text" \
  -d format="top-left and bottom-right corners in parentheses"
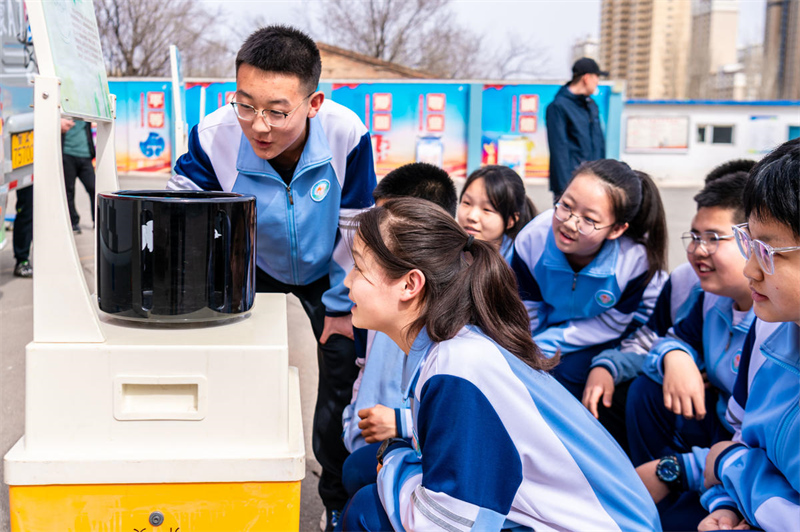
top-left (332, 83), bottom-right (469, 178)
top-left (109, 81), bottom-right (173, 173)
top-left (481, 84), bottom-right (611, 179)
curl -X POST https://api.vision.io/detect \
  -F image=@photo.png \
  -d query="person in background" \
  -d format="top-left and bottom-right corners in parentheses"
top-left (168, 26), bottom-right (376, 530)
top-left (545, 57), bottom-right (607, 198)
top-left (12, 184), bottom-right (33, 278)
top-left (457, 164), bottom-right (537, 262)
top-left (61, 117), bottom-right (95, 234)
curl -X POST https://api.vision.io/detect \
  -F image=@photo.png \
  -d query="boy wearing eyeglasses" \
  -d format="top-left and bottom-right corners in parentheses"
top-left (168, 26), bottom-right (376, 528)
top-left (696, 138), bottom-right (800, 531)
top-left (626, 168), bottom-right (756, 531)
top-left (636, 139), bottom-right (800, 531)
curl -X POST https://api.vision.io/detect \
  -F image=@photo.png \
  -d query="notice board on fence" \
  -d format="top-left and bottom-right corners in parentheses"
top-left (625, 116), bottom-right (689, 153)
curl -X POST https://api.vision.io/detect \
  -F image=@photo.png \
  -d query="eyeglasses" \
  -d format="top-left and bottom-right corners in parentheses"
top-left (681, 231), bottom-right (734, 255)
top-left (553, 202), bottom-right (614, 235)
top-left (230, 92), bottom-right (314, 128)
top-left (732, 223), bottom-right (800, 275)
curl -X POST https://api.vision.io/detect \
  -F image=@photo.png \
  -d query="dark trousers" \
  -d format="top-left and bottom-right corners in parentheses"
top-left (342, 442), bottom-right (381, 499)
top-left (12, 185), bottom-right (33, 264)
top-left (256, 267), bottom-right (359, 511)
top-left (626, 375), bottom-right (731, 466)
top-left (626, 375), bottom-right (733, 531)
top-left (62, 154), bottom-right (95, 226)
top-left (340, 484), bottom-right (393, 532)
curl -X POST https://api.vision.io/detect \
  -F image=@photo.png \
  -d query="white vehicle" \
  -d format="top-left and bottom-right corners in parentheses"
top-left (0, 0), bottom-right (35, 250)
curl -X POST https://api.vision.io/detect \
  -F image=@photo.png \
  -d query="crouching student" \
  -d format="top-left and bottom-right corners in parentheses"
top-left (340, 163), bottom-right (457, 506)
top-left (636, 139), bottom-right (800, 532)
top-left (513, 159), bottom-right (668, 399)
top-left (582, 160), bottom-right (755, 451)
top-left (624, 169), bottom-right (756, 531)
top-left (698, 139), bottom-right (800, 531)
top-left (340, 198), bottom-right (660, 531)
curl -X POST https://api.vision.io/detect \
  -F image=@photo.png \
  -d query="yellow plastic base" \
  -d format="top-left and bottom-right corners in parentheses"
top-left (9, 481), bottom-right (301, 531)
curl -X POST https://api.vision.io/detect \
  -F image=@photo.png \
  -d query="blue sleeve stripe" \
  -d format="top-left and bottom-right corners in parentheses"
top-left (173, 126), bottom-right (222, 191)
top-left (731, 322), bottom-right (757, 408)
top-left (613, 269), bottom-right (650, 314)
top-left (511, 251), bottom-right (542, 301)
top-left (672, 292), bottom-right (707, 357)
top-left (417, 375), bottom-right (522, 515)
top-left (647, 277), bottom-right (674, 335)
top-left (341, 132), bottom-right (377, 209)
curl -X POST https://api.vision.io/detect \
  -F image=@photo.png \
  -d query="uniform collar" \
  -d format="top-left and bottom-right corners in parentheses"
top-left (542, 225), bottom-right (618, 276)
top-left (762, 322), bottom-right (800, 374)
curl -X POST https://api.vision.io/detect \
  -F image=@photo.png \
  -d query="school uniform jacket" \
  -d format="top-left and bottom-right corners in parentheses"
top-left (643, 291), bottom-right (756, 432)
top-left (512, 209), bottom-right (666, 357)
top-left (377, 326), bottom-right (661, 531)
top-left (168, 100), bottom-right (376, 314)
top-left (700, 320), bottom-right (799, 531)
top-left (590, 262), bottom-right (701, 383)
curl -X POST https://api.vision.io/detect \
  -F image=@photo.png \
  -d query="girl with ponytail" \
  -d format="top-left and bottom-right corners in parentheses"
top-left (339, 198), bottom-right (658, 532)
top-left (512, 159), bottom-right (668, 402)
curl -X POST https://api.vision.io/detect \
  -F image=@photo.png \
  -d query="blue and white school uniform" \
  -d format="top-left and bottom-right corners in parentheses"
top-left (512, 209), bottom-right (666, 395)
top-left (626, 291), bottom-right (756, 467)
top-left (374, 326), bottom-right (661, 532)
top-left (700, 320), bottom-right (799, 531)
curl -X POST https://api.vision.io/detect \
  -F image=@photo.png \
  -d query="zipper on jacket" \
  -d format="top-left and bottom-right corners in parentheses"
top-left (572, 273), bottom-right (578, 291)
top-left (286, 184), bottom-right (299, 283)
top-left (723, 331), bottom-right (733, 352)
top-left (774, 402), bottom-right (799, 462)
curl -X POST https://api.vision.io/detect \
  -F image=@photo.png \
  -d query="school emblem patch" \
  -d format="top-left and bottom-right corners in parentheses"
top-left (731, 351), bottom-right (741, 373)
top-left (310, 179), bottom-right (331, 202)
top-left (595, 290), bottom-right (617, 308)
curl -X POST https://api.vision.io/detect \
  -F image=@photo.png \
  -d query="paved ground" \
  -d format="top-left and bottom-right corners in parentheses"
top-left (0, 174), bottom-right (700, 531)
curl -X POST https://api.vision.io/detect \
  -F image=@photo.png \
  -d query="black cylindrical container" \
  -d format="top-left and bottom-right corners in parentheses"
top-left (97, 190), bottom-right (256, 322)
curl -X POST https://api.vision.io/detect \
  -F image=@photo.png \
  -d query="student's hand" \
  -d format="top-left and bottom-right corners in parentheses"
top-left (698, 509), bottom-right (750, 530)
top-left (582, 367), bottom-right (615, 419)
top-left (60, 117), bottom-right (75, 133)
top-left (636, 459), bottom-right (671, 504)
top-left (663, 350), bottom-right (706, 420)
top-left (704, 440), bottom-right (737, 488)
top-left (358, 404), bottom-right (398, 443)
top-left (320, 314), bottom-right (354, 344)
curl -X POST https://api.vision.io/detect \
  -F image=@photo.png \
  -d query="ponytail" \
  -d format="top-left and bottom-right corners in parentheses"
top-left (572, 160), bottom-right (667, 284)
top-left (627, 171), bottom-right (668, 283)
top-left (355, 198), bottom-right (554, 371)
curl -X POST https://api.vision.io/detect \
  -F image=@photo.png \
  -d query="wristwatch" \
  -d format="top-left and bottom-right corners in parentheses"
top-left (655, 455), bottom-right (681, 489)
top-left (376, 437), bottom-right (408, 466)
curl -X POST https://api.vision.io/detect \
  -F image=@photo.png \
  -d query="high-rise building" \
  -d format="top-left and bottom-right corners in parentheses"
top-left (600, 0), bottom-right (692, 99)
top-left (762, 0), bottom-right (800, 99)
top-left (687, 0), bottom-right (739, 99)
top-left (571, 35), bottom-right (600, 66)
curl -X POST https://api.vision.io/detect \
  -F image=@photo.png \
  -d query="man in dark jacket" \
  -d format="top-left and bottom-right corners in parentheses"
top-left (546, 58), bottom-right (607, 197)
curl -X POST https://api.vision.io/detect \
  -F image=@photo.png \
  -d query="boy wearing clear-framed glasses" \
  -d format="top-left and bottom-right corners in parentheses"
top-left (168, 26), bottom-right (377, 528)
top-left (636, 139), bottom-right (800, 531)
top-left (628, 166), bottom-right (757, 531)
top-left (695, 138), bottom-right (800, 531)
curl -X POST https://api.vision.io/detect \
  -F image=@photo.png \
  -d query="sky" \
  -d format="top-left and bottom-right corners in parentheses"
top-left (204, 0), bottom-right (767, 79)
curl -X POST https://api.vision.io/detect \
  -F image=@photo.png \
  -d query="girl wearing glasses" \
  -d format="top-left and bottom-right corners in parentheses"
top-left (512, 159), bottom-right (668, 400)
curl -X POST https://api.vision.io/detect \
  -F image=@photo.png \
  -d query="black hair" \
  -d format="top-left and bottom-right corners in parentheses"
top-left (374, 163), bottom-right (458, 216)
top-left (743, 138), bottom-right (800, 238)
top-left (704, 159), bottom-right (756, 184)
top-left (694, 167), bottom-right (750, 224)
top-left (570, 160), bottom-right (668, 283)
top-left (355, 198), bottom-right (555, 371)
top-left (461, 165), bottom-right (538, 240)
top-left (236, 25), bottom-right (321, 93)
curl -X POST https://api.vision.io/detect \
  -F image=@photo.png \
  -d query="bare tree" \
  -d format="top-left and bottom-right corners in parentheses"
top-left (94, 0), bottom-right (236, 77)
top-left (313, 0), bottom-right (550, 79)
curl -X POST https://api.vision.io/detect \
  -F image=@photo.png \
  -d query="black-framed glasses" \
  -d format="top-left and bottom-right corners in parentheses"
top-left (553, 202), bottom-right (614, 235)
top-left (681, 231), bottom-right (734, 255)
top-left (230, 91), bottom-right (314, 128)
top-left (732, 223), bottom-right (800, 275)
